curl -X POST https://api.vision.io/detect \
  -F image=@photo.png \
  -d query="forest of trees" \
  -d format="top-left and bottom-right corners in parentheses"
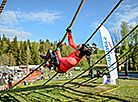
top-left (0, 34), bottom-right (106, 68)
top-left (113, 22), bottom-right (138, 70)
top-left (0, 22), bottom-right (137, 70)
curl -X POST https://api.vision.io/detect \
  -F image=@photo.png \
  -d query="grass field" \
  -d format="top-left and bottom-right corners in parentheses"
top-left (0, 71), bottom-right (138, 102)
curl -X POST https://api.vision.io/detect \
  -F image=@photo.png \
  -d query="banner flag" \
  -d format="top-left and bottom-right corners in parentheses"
top-left (100, 26), bottom-right (118, 80)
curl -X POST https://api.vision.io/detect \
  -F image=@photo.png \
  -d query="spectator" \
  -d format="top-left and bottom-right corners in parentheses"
top-left (101, 73), bottom-right (110, 85)
top-left (69, 71), bottom-right (73, 78)
top-left (96, 68), bottom-right (101, 77)
top-left (8, 74), bottom-right (13, 89)
top-left (24, 80), bottom-right (27, 86)
top-left (65, 73), bottom-right (68, 80)
top-left (56, 74), bottom-right (59, 79)
top-left (30, 80), bottom-right (33, 85)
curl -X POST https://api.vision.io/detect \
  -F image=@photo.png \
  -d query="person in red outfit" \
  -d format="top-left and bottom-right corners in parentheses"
top-left (56, 28), bottom-right (91, 73)
top-left (41, 28), bottom-right (92, 73)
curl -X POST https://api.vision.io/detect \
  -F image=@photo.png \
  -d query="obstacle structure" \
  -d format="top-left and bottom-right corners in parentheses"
top-left (0, 0), bottom-right (138, 101)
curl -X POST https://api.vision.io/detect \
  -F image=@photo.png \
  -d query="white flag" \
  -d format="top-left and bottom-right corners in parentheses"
top-left (100, 26), bottom-right (118, 80)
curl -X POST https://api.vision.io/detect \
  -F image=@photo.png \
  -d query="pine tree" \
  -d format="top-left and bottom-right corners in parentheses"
top-left (2, 34), bottom-right (7, 42)
top-left (11, 37), bottom-right (19, 65)
top-left (21, 41), bottom-right (27, 65)
top-left (26, 45), bottom-right (31, 65)
top-left (45, 39), bottom-right (51, 52)
top-left (0, 54), bottom-right (9, 65)
top-left (18, 41), bottom-right (23, 65)
top-left (121, 22), bottom-right (130, 55)
top-left (8, 53), bottom-right (16, 66)
top-left (0, 40), bottom-right (8, 54)
top-left (129, 24), bottom-right (138, 70)
top-left (0, 35), bottom-right (1, 42)
top-left (31, 42), bottom-right (40, 65)
top-left (0, 35), bottom-right (8, 54)
top-left (39, 39), bottom-right (45, 53)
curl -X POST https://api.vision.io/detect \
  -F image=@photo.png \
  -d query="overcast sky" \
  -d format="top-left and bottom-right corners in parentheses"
top-left (0, 0), bottom-right (138, 49)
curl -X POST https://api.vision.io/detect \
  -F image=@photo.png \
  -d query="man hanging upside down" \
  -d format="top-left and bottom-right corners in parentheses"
top-left (41, 28), bottom-right (92, 73)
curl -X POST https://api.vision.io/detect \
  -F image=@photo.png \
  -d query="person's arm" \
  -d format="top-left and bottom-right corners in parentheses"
top-left (66, 28), bottom-right (77, 49)
top-left (56, 48), bottom-right (65, 62)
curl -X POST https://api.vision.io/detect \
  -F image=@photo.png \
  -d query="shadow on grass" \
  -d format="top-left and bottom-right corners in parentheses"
top-left (11, 84), bottom-right (60, 93)
top-left (35, 91), bottom-right (61, 101)
top-left (60, 89), bottom-right (131, 102)
top-left (63, 86), bottom-right (93, 95)
top-left (0, 92), bottom-right (20, 102)
top-left (13, 92), bottom-right (31, 102)
top-left (44, 78), bottom-right (100, 93)
top-left (0, 87), bottom-right (61, 102)
top-left (68, 82), bottom-right (98, 88)
top-left (0, 95), bottom-right (13, 102)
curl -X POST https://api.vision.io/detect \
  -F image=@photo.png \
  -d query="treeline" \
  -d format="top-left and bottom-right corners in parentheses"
top-left (0, 35), bottom-right (106, 67)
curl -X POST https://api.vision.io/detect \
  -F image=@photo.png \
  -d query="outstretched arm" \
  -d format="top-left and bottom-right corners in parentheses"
top-left (66, 28), bottom-right (77, 49)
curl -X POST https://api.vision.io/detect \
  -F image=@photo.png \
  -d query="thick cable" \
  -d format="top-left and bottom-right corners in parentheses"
top-left (0, 0), bottom-right (7, 14)
top-left (0, 0), bottom-right (85, 96)
top-left (84, 0), bottom-right (123, 44)
top-left (26, 72), bottom-right (58, 95)
top-left (23, 0), bottom-right (85, 95)
top-left (60, 0), bottom-right (85, 45)
top-left (108, 49), bottom-right (138, 75)
top-left (86, 49), bottom-right (138, 85)
top-left (60, 25), bottom-right (138, 86)
top-left (47, 25), bottom-right (138, 92)
top-left (80, 43), bottom-right (138, 86)
top-left (58, 42), bottom-right (138, 87)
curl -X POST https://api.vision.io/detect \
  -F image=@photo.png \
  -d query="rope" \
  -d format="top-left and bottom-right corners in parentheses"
top-left (45, 0), bottom-right (125, 92)
top-left (0, 60), bottom-right (47, 97)
top-left (104, 44), bottom-right (138, 73)
top-left (119, 86), bottom-right (138, 88)
top-left (60, 0), bottom-right (85, 45)
top-left (0, 0), bottom-right (7, 15)
top-left (0, 0), bottom-right (85, 96)
top-left (86, 49), bottom-right (138, 85)
top-left (46, 0), bottom-right (124, 91)
top-left (60, 25), bottom-right (138, 86)
top-left (47, 24), bottom-right (138, 92)
top-left (84, 0), bottom-right (123, 44)
top-left (24, 0), bottom-right (85, 95)
top-left (64, 43), bottom-right (138, 88)
top-left (108, 49), bottom-right (138, 74)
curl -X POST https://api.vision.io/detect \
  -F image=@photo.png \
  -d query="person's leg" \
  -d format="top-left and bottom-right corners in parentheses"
top-left (46, 49), bottom-right (62, 73)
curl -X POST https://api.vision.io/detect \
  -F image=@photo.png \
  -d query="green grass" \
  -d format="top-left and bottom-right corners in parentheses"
top-left (0, 71), bottom-right (138, 102)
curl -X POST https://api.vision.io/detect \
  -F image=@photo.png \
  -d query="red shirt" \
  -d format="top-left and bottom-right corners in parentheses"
top-left (56, 32), bottom-right (84, 72)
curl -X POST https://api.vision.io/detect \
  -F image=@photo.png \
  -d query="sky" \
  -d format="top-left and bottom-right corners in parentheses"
top-left (0, 0), bottom-right (138, 50)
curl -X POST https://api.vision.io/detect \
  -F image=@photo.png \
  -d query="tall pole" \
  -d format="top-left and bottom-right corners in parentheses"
top-left (91, 47), bottom-right (94, 77)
